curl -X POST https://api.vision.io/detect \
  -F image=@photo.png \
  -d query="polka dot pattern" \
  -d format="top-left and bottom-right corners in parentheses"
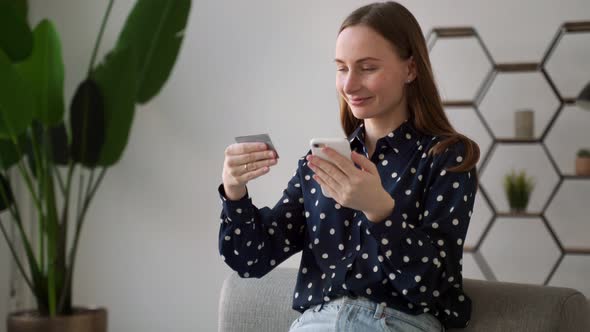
top-left (217, 120), bottom-right (476, 329)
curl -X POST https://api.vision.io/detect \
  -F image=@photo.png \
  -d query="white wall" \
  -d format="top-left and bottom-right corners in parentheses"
top-left (0, 0), bottom-right (585, 331)
top-left (0, 215), bottom-right (9, 332)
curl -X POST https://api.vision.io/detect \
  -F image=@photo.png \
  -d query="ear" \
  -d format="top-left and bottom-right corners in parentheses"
top-left (406, 56), bottom-right (417, 82)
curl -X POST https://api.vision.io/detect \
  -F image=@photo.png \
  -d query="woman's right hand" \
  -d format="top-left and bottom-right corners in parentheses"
top-left (222, 142), bottom-right (278, 200)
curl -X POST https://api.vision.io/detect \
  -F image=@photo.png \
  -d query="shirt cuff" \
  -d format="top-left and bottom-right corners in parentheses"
top-left (362, 206), bottom-right (409, 263)
top-left (218, 184), bottom-right (255, 224)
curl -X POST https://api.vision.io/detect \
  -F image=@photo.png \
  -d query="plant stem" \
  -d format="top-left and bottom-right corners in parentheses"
top-left (0, 216), bottom-right (35, 294)
top-left (11, 136), bottom-right (43, 214)
top-left (87, 0), bottom-right (115, 76)
top-left (0, 171), bottom-right (41, 300)
top-left (84, 170), bottom-right (95, 213)
top-left (54, 166), bottom-right (66, 196)
top-left (58, 167), bottom-right (107, 312)
top-left (29, 127), bottom-right (48, 273)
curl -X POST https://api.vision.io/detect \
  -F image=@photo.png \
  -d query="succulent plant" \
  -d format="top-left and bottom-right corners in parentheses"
top-left (577, 148), bottom-right (590, 158)
top-left (504, 170), bottom-right (535, 213)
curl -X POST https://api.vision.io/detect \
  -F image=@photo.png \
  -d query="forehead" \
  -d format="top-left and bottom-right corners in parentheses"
top-left (335, 25), bottom-right (397, 62)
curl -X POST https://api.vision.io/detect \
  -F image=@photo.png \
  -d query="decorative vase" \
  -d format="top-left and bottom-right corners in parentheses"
top-left (576, 156), bottom-right (590, 176)
top-left (515, 109), bottom-right (534, 139)
top-left (7, 307), bottom-right (107, 332)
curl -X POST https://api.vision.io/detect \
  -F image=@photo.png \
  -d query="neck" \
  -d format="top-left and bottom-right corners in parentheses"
top-left (363, 104), bottom-right (409, 156)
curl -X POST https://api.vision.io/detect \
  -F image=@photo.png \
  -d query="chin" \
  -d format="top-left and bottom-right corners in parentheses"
top-left (350, 107), bottom-right (377, 120)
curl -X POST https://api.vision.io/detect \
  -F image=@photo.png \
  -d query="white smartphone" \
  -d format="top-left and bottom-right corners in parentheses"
top-left (309, 137), bottom-right (352, 198)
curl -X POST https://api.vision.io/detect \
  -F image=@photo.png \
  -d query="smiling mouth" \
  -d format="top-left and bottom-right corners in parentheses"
top-left (348, 97), bottom-right (372, 105)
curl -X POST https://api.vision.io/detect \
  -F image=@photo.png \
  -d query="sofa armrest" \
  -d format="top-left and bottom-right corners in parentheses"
top-left (455, 278), bottom-right (590, 331)
top-left (218, 267), bottom-right (300, 332)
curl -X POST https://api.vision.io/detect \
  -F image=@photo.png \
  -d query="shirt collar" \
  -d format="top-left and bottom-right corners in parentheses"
top-left (348, 117), bottom-right (423, 156)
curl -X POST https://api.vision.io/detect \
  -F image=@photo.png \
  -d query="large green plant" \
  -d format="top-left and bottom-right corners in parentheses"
top-left (0, 0), bottom-right (191, 316)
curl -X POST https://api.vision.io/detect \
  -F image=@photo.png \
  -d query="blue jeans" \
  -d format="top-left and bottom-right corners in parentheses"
top-left (288, 296), bottom-right (444, 332)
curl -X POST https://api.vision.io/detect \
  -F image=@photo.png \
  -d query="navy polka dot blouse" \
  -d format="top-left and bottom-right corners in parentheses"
top-left (218, 119), bottom-right (477, 329)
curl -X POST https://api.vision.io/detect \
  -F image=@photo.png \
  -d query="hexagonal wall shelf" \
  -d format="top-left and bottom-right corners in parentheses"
top-left (429, 21), bottom-right (590, 289)
top-left (427, 27), bottom-right (493, 102)
top-left (480, 217), bottom-right (561, 284)
top-left (461, 252), bottom-right (486, 280)
top-left (548, 254), bottom-right (590, 296)
top-left (545, 180), bottom-right (590, 252)
top-left (545, 104), bottom-right (590, 175)
top-left (543, 23), bottom-right (590, 99)
top-left (480, 144), bottom-right (560, 213)
top-left (444, 106), bottom-right (493, 169)
top-left (478, 68), bottom-right (560, 140)
top-left (463, 193), bottom-right (493, 251)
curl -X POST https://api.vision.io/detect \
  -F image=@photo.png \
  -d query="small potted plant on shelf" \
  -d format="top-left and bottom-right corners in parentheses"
top-left (503, 170), bottom-right (535, 213)
top-left (576, 148), bottom-right (590, 176)
top-left (0, 0), bottom-right (191, 331)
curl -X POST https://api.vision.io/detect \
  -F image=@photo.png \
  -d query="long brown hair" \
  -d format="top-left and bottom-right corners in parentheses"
top-left (338, 2), bottom-right (479, 172)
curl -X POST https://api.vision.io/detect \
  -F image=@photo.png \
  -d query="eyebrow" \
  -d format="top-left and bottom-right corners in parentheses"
top-left (333, 57), bottom-right (381, 64)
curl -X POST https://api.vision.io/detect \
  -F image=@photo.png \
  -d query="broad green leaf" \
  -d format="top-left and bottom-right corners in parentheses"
top-left (0, 2), bottom-right (32, 62)
top-left (48, 122), bottom-right (69, 165)
top-left (116, 0), bottom-right (191, 103)
top-left (69, 79), bottom-right (105, 168)
top-left (0, 49), bottom-right (34, 139)
top-left (0, 0), bottom-right (28, 22)
top-left (0, 173), bottom-right (14, 211)
top-left (25, 121), bottom-right (69, 179)
top-left (0, 135), bottom-right (25, 170)
top-left (16, 19), bottom-right (65, 125)
top-left (92, 46), bottom-right (137, 166)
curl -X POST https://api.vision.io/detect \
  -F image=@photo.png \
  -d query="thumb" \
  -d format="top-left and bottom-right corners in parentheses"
top-left (351, 151), bottom-right (377, 175)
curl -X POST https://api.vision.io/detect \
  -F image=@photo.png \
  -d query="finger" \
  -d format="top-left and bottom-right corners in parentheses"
top-left (239, 157), bottom-right (278, 176)
top-left (238, 165), bottom-right (271, 182)
top-left (313, 174), bottom-right (336, 198)
top-left (227, 149), bottom-right (276, 167)
top-left (225, 142), bottom-right (268, 156)
top-left (308, 158), bottom-right (343, 193)
top-left (307, 154), bottom-right (348, 184)
top-left (321, 147), bottom-right (357, 176)
top-left (351, 151), bottom-right (378, 174)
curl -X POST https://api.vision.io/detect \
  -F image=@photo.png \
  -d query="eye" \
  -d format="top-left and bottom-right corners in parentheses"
top-left (361, 67), bottom-right (377, 72)
top-left (336, 67), bottom-right (348, 72)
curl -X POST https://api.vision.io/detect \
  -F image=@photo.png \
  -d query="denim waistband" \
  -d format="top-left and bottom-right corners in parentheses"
top-left (310, 295), bottom-right (442, 330)
top-left (309, 295), bottom-right (387, 319)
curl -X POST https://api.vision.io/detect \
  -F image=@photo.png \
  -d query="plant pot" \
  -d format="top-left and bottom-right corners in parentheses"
top-left (7, 307), bottom-right (107, 332)
top-left (576, 156), bottom-right (590, 176)
top-left (510, 207), bottom-right (526, 214)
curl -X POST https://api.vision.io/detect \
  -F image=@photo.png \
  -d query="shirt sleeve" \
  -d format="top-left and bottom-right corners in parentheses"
top-left (363, 142), bottom-right (476, 309)
top-left (218, 157), bottom-right (307, 278)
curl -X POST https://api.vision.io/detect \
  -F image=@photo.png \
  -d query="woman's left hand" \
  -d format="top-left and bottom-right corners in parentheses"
top-left (306, 147), bottom-right (394, 222)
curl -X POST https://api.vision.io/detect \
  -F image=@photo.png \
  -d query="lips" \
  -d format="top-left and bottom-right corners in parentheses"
top-left (348, 96), bottom-right (372, 106)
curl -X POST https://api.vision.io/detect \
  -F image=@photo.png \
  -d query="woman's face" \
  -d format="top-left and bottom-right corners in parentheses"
top-left (335, 25), bottom-right (414, 121)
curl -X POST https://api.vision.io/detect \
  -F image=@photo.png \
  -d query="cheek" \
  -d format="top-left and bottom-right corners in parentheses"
top-left (335, 75), bottom-right (347, 94)
top-left (372, 75), bottom-right (404, 98)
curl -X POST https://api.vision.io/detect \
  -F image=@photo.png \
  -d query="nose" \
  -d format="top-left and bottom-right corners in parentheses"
top-left (343, 71), bottom-right (361, 94)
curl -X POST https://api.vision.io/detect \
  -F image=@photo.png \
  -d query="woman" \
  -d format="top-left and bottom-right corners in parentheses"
top-left (218, 2), bottom-right (479, 331)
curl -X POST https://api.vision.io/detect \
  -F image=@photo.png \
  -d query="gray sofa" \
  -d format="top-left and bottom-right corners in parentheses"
top-left (218, 267), bottom-right (590, 332)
